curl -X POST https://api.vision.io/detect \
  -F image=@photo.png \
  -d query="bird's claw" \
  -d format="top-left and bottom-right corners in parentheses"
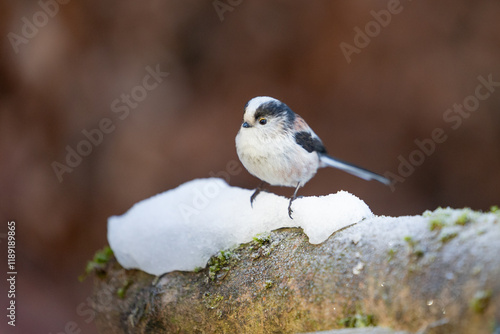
top-left (250, 188), bottom-right (261, 208)
top-left (250, 181), bottom-right (268, 208)
top-left (288, 202), bottom-right (294, 219)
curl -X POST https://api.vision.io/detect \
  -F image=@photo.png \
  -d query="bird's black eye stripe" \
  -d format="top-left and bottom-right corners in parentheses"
top-left (253, 101), bottom-right (295, 126)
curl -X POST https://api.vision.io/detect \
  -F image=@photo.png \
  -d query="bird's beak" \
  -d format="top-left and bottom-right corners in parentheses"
top-left (242, 122), bottom-right (250, 128)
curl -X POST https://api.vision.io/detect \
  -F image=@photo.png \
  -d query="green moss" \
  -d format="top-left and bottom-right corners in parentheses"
top-left (469, 290), bottom-right (492, 314)
top-left (208, 250), bottom-right (235, 280)
top-left (387, 248), bottom-right (396, 262)
top-left (249, 233), bottom-right (274, 259)
top-left (423, 207), bottom-right (441, 217)
top-left (425, 208), bottom-right (488, 245)
top-left (404, 236), bottom-right (419, 252)
top-left (203, 292), bottom-right (224, 309)
top-left (440, 231), bottom-right (458, 243)
top-left (455, 211), bottom-right (470, 226)
top-left (429, 219), bottom-right (445, 231)
top-left (424, 207), bottom-right (451, 224)
top-left (338, 313), bottom-right (376, 328)
top-left (117, 280), bottom-right (133, 299)
top-left (403, 236), bottom-right (424, 259)
top-left (264, 280), bottom-right (274, 289)
top-left (413, 248), bottom-right (424, 258)
top-left (425, 207), bottom-right (480, 229)
top-left (426, 208), bottom-right (453, 230)
top-left (94, 246), bottom-right (114, 262)
top-left (490, 205), bottom-right (499, 213)
top-left (194, 266), bottom-right (203, 273)
top-left (403, 235), bottom-right (415, 247)
top-left (253, 233), bottom-right (271, 246)
top-left (79, 246), bottom-right (114, 281)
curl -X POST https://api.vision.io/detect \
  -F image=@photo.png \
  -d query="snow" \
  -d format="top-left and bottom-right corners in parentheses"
top-left (108, 178), bottom-right (374, 276)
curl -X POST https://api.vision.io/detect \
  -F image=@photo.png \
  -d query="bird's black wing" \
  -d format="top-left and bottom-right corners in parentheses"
top-left (294, 131), bottom-right (327, 154)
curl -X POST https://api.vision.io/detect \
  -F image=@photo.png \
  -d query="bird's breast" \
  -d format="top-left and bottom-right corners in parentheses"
top-left (235, 130), bottom-right (320, 187)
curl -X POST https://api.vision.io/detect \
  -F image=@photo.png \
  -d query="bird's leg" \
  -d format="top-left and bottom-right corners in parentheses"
top-left (288, 182), bottom-right (301, 219)
top-left (250, 181), bottom-right (268, 207)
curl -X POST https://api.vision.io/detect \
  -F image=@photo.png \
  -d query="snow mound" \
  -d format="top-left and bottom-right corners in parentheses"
top-left (108, 178), bottom-right (373, 275)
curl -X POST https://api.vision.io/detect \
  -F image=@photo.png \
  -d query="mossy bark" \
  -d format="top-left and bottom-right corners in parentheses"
top-left (92, 212), bottom-right (500, 333)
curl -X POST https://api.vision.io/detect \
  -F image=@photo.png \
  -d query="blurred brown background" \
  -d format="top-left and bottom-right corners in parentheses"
top-left (1, 0), bottom-right (500, 332)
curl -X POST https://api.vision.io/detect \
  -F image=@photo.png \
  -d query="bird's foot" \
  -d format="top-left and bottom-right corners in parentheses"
top-left (250, 181), bottom-right (268, 208)
top-left (250, 188), bottom-right (261, 208)
top-left (287, 182), bottom-right (301, 219)
top-left (288, 200), bottom-right (294, 219)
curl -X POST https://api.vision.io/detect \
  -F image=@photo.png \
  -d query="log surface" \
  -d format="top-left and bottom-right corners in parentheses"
top-left (92, 212), bottom-right (500, 333)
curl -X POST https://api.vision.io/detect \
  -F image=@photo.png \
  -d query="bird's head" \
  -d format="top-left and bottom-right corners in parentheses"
top-left (240, 96), bottom-right (296, 138)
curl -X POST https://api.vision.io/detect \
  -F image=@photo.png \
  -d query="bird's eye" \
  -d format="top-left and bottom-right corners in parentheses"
top-left (259, 118), bottom-right (267, 125)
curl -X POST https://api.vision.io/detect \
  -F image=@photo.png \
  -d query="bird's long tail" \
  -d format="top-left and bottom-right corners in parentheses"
top-left (319, 154), bottom-right (391, 185)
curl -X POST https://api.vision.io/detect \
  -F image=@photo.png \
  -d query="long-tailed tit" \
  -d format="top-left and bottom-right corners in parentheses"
top-left (235, 96), bottom-right (390, 218)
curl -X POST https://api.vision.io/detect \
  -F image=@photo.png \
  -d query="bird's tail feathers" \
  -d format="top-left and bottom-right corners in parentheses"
top-left (319, 154), bottom-right (391, 185)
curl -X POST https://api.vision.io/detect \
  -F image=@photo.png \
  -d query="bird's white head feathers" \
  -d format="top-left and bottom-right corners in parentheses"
top-left (241, 96), bottom-right (297, 132)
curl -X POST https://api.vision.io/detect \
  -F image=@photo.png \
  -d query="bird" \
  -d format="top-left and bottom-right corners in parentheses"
top-left (235, 96), bottom-right (390, 219)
